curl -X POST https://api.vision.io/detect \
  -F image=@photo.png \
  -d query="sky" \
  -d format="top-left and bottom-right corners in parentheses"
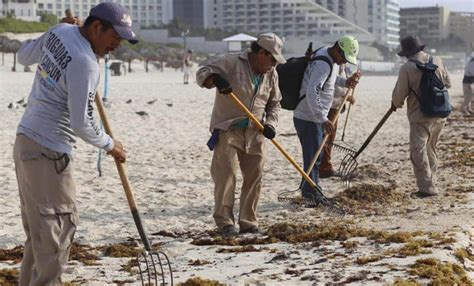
top-left (399, 0), bottom-right (474, 12)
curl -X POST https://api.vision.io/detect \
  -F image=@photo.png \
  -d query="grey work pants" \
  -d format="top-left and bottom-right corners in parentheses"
top-left (13, 134), bottom-right (78, 286)
top-left (409, 120), bottom-right (445, 194)
top-left (211, 127), bottom-right (266, 230)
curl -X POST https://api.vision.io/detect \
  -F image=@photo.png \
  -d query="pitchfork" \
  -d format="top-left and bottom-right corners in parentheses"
top-left (339, 106), bottom-right (394, 185)
top-left (227, 91), bottom-right (345, 216)
top-left (95, 92), bottom-right (173, 286)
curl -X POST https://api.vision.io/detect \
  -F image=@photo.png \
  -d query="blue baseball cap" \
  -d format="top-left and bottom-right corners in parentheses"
top-left (90, 2), bottom-right (138, 44)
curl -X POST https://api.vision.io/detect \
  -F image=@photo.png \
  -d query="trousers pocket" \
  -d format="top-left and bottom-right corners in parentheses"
top-left (38, 204), bottom-right (77, 252)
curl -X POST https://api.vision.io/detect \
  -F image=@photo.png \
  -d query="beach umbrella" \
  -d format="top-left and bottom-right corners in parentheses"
top-left (4, 39), bottom-right (22, 72)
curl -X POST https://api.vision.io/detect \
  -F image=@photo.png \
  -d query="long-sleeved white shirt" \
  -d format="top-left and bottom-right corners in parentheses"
top-left (294, 47), bottom-right (346, 123)
top-left (17, 24), bottom-right (113, 154)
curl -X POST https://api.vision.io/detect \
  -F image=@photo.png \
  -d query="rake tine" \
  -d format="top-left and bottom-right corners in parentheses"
top-left (339, 153), bottom-right (357, 182)
top-left (337, 107), bottom-right (394, 183)
top-left (328, 141), bottom-right (356, 155)
top-left (138, 250), bottom-right (174, 286)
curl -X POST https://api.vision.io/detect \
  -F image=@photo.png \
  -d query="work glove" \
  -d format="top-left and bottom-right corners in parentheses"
top-left (262, 124), bottom-right (276, 139)
top-left (214, 74), bottom-right (232, 94)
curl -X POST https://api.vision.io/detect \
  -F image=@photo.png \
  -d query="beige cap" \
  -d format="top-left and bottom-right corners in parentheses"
top-left (256, 33), bottom-right (286, 64)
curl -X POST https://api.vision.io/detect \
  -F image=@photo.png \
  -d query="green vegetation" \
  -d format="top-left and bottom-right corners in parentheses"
top-left (159, 17), bottom-right (251, 41)
top-left (0, 13), bottom-right (58, 33)
top-left (0, 18), bottom-right (50, 33)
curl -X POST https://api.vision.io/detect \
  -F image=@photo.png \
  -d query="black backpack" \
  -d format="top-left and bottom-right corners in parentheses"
top-left (410, 56), bottom-right (451, 118)
top-left (276, 44), bottom-right (333, 110)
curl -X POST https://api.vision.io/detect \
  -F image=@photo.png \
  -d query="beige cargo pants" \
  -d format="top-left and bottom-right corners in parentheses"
top-left (13, 134), bottom-right (77, 286)
top-left (462, 83), bottom-right (473, 113)
top-left (211, 127), bottom-right (266, 231)
top-left (409, 119), bottom-right (445, 194)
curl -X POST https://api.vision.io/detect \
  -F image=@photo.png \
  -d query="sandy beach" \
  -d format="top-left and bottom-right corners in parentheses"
top-left (0, 55), bottom-right (473, 285)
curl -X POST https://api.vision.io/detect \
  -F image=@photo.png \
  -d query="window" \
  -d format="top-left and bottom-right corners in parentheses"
top-left (47, 3), bottom-right (53, 9)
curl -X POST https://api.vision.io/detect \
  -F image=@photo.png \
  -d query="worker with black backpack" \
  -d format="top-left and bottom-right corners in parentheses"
top-left (391, 35), bottom-right (451, 198)
top-left (291, 36), bottom-right (360, 201)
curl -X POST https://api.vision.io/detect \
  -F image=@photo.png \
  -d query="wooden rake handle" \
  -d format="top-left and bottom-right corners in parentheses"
top-left (95, 92), bottom-right (152, 251)
top-left (341, 101), bottom-right (352, 141)
top-left (305, 87), bottom-right (354, 175)
top-left (228, 92), bottom-right (320, 191)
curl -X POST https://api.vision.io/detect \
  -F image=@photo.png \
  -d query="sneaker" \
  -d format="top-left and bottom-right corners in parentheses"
top-left (239, 226), bottom-right (261, 234)
top-left (219, 225), bottom-right (239, 237)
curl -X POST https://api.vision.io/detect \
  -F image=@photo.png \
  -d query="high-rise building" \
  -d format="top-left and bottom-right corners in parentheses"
top-left (316, 0), bottom-right (400, 49)
top-left (32, 0), bottom-right (171, 28)
top-left (171, 0), bottom-right (218, 29)
top-left (449, 11), bottom-right (474, 45)
top-left (216, 0), bottom-right (374, 44)
top-left (1, 0), bottom-right (39, 21)
top-left (399, 6), bottom-right (450, 45)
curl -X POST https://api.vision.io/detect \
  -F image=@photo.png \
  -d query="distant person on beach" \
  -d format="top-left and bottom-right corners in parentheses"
top-left (391, 35), bottom-right (451, 198)
top-left (60, 8), bottom-right (82, 25)
top-left (196, 33), bottom-right (285, 236)
top-left (461, 53), bottom-right (474, 115)
top-left (319, 63), bottom-right (356, 178)
top-left (293, 35), bottom-right (360, 201)
top-left (13, 2), bottom-right (137, 285)
top-left (183, 49), bottom-right (193, 84)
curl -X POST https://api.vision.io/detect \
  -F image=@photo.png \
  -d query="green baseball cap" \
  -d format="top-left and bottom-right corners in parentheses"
top-left (337, 35), bottom-right (359, 65)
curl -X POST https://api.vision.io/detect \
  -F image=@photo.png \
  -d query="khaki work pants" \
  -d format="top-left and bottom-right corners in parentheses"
top-left (13, 134), bottom-right (77, 286)
top-left (462, 83), bottom-right (473, 113)
top-left (211, 127), bottom-right (266, 230)
top-left (409, 120), bottom-right (445, 194)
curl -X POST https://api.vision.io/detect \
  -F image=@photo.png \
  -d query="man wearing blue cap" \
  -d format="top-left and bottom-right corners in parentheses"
top-left (14, 2), bottom-right (137, 285)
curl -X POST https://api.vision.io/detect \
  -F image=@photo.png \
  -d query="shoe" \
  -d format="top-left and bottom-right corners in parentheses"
top-left (239, 226), bottom-right (261, 234)
top-left (319, 169), bottom-right (338, 179)
top-left (219, 225), bottom-right (238, 237)
top-left (411, 191), bottom-right (438, 198)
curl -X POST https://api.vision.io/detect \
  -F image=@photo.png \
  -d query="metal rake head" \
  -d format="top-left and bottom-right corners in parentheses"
top-left (329, 141), bottom-right (356, 156)
top-left (339, 153), bottom-right (359, 187)
top-left (138, 250), bottom-right (173, 286)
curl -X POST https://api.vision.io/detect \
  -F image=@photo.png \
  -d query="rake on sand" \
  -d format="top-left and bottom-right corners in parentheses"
top-left (339, 107), bottom-right (394, 186)
top-left (227, 91), bottom-right (345, 216)
top-left (95, 92), bottom-right (173, 286)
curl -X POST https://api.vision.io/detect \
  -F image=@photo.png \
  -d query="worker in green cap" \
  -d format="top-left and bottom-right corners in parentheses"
top-left (293, 35), bottom-right (361, 202)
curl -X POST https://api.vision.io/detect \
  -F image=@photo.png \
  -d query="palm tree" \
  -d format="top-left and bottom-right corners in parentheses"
top-left (112, 46), bottom-right (142, 73)
top-left (138, 46), bottom-right (160, 73)
top-left (0, 36), bottom-right (10, 66)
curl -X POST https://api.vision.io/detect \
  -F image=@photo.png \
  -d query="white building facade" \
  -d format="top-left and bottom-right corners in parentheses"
top-left (216, 0), bottom-right (374, 43)
top-left (1, 0), bottom-right (39, 21)
top-left (0, 0), bottom-right (170, 28)
top-left (315, 0), bottom-right (400, 49)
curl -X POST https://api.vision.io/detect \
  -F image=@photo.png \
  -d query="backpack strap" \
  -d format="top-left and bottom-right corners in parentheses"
top-left (298, 48), bottom-right (334, 106)
top-left (313, 55), bottom-right (333, 90)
